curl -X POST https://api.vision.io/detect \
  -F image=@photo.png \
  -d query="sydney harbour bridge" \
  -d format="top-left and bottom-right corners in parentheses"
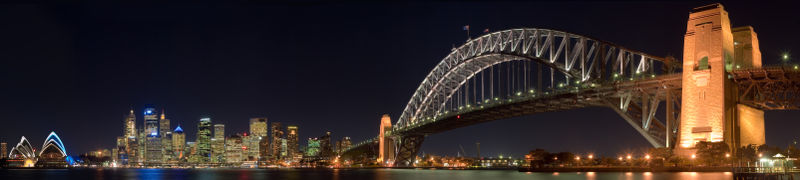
top-left (341, 3), bottom-right (800, 166)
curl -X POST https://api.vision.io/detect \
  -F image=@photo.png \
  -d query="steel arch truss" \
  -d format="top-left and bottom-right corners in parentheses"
top-left (733, 67), bottom-right (800, 110)
top-left (398, 28), bottom-right (666, 129)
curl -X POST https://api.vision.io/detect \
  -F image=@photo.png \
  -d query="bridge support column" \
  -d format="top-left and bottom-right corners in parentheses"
top-left (393, 135), bottom-right (425, 167)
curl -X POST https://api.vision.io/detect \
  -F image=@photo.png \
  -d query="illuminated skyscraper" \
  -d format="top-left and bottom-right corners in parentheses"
top-left (1, 141), bottom-right (7, 160)
top-left (144, 108), bottom-right (162, 164)
top-left (197, 117), bottom-right (212, 162)
top-left (125, 109), bottom-right (137, 138)
top-left (212, 124), bottom-right (225, 163)
top-left (249, 118), bottom-right (268, 161)
top-left (116, 136), bottom-right (128, 165)
top-left (159, 110), bottom-right (172, 162)
top-left (306, 138), bottom-right (320, 156)
top-left (225, 134), bottom-right (243, 164)
top-left (319, 132), bottom-right (333, 158)
top-left (270, 122), bottom-right (283, 161)
top-left (286, 125), bottom-right (298, 161)
top-left (172, 126), bottom-right (185, 161)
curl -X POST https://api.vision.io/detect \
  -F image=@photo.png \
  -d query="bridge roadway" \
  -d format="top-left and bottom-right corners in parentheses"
top-left (342, 66), bottom-right (800, 166)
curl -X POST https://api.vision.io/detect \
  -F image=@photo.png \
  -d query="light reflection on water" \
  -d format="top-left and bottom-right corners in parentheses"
top-left (0, 169), bottom-right (744, 180)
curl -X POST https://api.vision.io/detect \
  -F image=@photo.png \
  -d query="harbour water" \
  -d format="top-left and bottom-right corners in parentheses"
top-left (0, 168), bottom-right (738, 180)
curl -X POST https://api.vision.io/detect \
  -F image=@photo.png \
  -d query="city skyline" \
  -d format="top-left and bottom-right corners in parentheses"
top-left (2, 1), bottom-right (800, 160)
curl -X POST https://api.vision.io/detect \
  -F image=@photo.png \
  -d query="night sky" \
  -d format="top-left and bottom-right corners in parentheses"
top-left (1, 2), bottom-right (798, 158)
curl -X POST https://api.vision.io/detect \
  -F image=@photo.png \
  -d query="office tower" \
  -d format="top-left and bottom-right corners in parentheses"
top-left (280, 138), bottom-right (287, 159)
top-left (341, 137), bottom-right (351, 153)
top-left (197, 117), bottom-right (212, 162)
top-left (249, 118), bottom-right (268, 161)
top-left (225, 134), bottom-right (243, 164)
top-left (159, 110), bottom-right (172, 162)
top-left (212, 124), bottom-right (225, 163)
top-left (306, 138), bottom-right (320, 156)
top-left (125, 109), bottom-right (137, 138)
top-left (243, 133), bottom-right (260, 161)
top-left (319, 132), bottom-right (333, 158)
top-left (270, 122), bottom-right (283, 161)
top-left (286, 125), bottom-right (298, 161)
top-left (1, 141), bottom-right (7, 159)
top-left (172, 126), bottom-right (185, 161)
top-left (144, 108), bottom-right (162, 164)
top-left (116, 136), bottom-right (128, 165)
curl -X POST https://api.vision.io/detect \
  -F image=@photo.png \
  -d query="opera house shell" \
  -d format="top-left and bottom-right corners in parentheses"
top-left (6, 132), bottom-right (69, 168)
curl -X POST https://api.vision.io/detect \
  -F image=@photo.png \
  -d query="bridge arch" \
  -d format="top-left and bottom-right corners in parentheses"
top-left (387, 28), bottom-right (681, 166)
top-left (398, 28), bottom-right (667, 128)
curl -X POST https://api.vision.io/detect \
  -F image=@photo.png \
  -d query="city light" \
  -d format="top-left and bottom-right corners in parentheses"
top-left (644, 154), bottom-right (650, 160)
top-left (626, 154), bottom-right (631, 160)
top-left (588, 154), bottom-right (593, 159)
top-left (725, 153), bottom-right (730, 158)
top-left (691, 154), bottom-right (696, 159)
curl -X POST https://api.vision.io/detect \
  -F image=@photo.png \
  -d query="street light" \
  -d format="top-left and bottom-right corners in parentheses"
top-left (759, 153), bottom-right (763, 158)
top-left (645, 155), bottom-right (651, 160)
top-left (725, 153), bottom-right (730, 158)
top-left (626, 154), bottom-right (632, 160)
top-left (691, 154), bottom-right (696, 159)
top-left (588, 155), bottom-right (593, 159)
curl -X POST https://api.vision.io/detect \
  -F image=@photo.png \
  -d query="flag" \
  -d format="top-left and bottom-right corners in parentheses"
top-left (463, 25), bottom-right (469, 31)
top-left (483, 28), bottom-right (489, 33)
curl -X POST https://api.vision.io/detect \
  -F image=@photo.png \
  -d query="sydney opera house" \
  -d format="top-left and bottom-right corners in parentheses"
top-left (5, 132), bottom-right (71, 168)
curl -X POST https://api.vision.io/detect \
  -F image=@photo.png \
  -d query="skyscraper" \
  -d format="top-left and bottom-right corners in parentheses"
top-left (225, 134), bottom-right (243, 164)
top-left (286, 125), bottom-right (298, 161)
top-left (144, 108), bottom-right (162, 164)
top-left (197, 117), bottom-right (212, 162)
top-left (306, 138), bottom-right (320, 156)
top-left (124, 109), bottom-right (138, 165)
top-left (159, 110), bottom-right (172, 162)
top-left (1, 141), bottom-right (7, 160)
top-left (212, 124), bottom-right (225, 163)
top-left (125, 109), bottom-right (137, 138)
top-left (172, 126), bottom-right (185, 162)
top-left (270, 122), bottom-right (283, 161)
top-left (319, 131), bottom-right (333, 158)
top-left (249, 118), bottom-right (268, 161)
top-left (116, 136), bottom-right (128, 165)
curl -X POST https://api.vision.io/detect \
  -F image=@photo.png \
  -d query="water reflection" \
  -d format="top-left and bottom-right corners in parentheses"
top-left (0, 168), bottom-right (743, 180)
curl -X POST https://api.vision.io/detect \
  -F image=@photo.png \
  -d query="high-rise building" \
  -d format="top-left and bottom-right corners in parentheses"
top-left (250, 118), bottom-right (268, 137)
top-left (159, 110), bottom-right (172, 162)
top-left (116, 136), bottom-right (128, 165)
top-left (319, 132), bottom-right (333, 158)
top-left (249, 118), bottom-right (268, 161)
top-left (286, 125), bottom-right (298, 161)
top-left (212, 124), bottom-right (225, 163)
top-left (172, 126), bottom-right (185, 161)
top-left (306, 138), bottom-right (320, 156)
top-left (1, 141), bottom-right (7, 160)
top-left (243, 133), bottom-right (260, 161)
top-left (280, 138), bottom-right (288, 159)
top-left (123, 109), bottom-right (137, 165)
top-left (125, 109), bottom-right (137, 138)
top-left (336, 137), bottom-right (351, 155)
top-left (144, 108), bottom-right (162, 164)
top-left (197, 117), bottom-right (212, 162)
top-left (270, 122), bottom-right (283, 161)
top-left (225, 134), bottom-right (243, 164)
top-left (342, 137), bottom-right (351, 149)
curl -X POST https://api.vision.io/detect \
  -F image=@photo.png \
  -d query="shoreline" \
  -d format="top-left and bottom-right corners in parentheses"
top-left (518, 167), bottom-right (733, 172)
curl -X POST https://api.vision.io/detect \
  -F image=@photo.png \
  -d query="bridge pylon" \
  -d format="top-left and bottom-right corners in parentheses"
top-left (676, 3), bottom-right (765, 155)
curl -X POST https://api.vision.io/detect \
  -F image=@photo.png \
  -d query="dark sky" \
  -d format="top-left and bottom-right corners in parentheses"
top-left (1, 2), bottom-right (798, 158)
